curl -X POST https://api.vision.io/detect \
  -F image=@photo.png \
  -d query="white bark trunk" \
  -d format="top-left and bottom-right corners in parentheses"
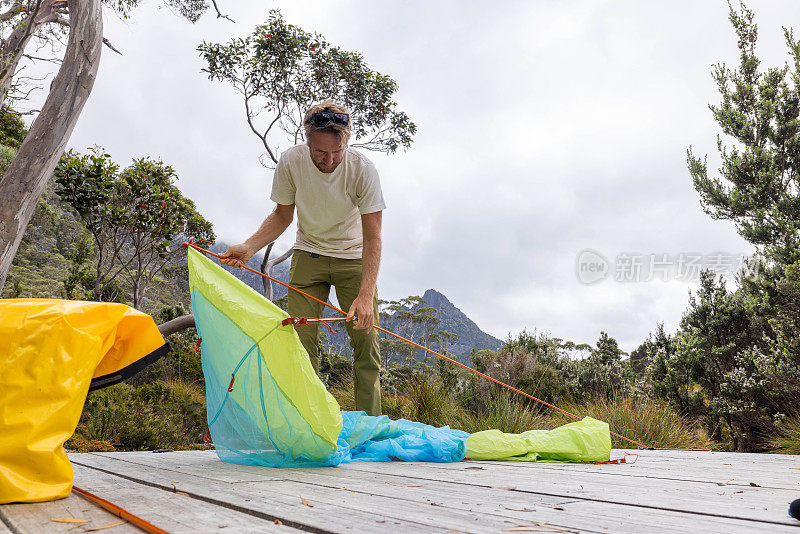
top-left (0, 0), bottom-right (102, 291)
top-left (261, 245), bottom-right (293, 300)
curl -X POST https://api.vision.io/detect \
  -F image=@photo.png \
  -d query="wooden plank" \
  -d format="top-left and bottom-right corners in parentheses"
top-left (71, 464), bottom-right (303, 534)
top-left (0, 492), bottom-right (140, 534)
top-left (494, 454), bottom-right (800, 491)
top-left (342, 456), bottom-right (799, 526)
top-left (611, 449), bottom-right (800, 463)
top-left (92, 450), bottom-right (798, 526)
top-left (71, 454), bottom-right (461, 533)
top-left (71, 451), bottom-right (799, 534)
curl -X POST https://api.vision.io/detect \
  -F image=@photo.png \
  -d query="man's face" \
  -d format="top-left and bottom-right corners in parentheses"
top-left (307, 131), bottom-right (345, 173)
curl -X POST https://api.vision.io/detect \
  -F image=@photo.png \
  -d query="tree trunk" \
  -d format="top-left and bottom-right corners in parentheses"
top-left (0, 0), bottom-right (102, 291)
top-left (261, 245), bottom-right (293, 300)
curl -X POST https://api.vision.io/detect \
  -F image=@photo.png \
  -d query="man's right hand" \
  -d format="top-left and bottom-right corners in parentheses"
top-left (219, 244), bottom-right (255, 267)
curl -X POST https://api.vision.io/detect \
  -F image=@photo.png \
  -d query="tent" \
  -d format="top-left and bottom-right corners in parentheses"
top-left (189, 247), bottom-right (611, 467)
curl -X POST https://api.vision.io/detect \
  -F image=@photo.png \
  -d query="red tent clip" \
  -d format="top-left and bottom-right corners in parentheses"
top-left (281, 316), bottom-right (351, 334)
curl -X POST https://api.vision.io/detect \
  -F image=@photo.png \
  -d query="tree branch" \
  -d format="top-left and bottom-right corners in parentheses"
top-left (209, 0), bottom-right (233, 23)
top-left (263, 246), bottom-right (292, 300)
top-left (22, 53), bottom-right (62, 63)
top-left (244, 88), bottom-right (278, 163)
top-left (0, 3), bottom-right (23, 21)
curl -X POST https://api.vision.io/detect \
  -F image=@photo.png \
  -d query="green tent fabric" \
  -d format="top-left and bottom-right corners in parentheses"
top-left (466, 418), bottom-right (611, 462)
top-left (189, 247), bottom-right (344, 466)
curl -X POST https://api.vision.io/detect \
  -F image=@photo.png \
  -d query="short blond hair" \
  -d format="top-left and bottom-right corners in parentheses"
top-left (303, 100), bottom-right (352, 146)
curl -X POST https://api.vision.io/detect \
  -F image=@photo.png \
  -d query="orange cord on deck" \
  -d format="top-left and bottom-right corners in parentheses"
top-left (185, 242), bottom-right (698, 451)
top-left (72, 486), bottom-right (169, 534)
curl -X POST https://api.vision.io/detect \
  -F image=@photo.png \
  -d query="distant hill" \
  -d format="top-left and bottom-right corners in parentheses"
top-left (417, 288), bottom-right (503, 356)
top-left (211, 242), bottom-right (502, 360)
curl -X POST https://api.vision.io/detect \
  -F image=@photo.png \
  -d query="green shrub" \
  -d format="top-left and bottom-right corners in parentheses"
top-left (0, 144), bottom-right (15, 175)
top-left (68, 379), bottom-right (206, 451)
top-left (0, 108), bottom-right (27, 148)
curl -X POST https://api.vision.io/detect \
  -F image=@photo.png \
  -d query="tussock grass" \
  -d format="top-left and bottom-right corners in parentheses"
top-left (336, 371), bottom-right (714, 451)
top-left (766, 415), bottom-right (800, 454)
top-left (71, 366), bottom-right (714, 453)
top-left (556, 396), bottom-right (715, 450)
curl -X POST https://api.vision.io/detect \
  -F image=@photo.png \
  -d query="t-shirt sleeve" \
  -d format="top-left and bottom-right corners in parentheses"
top-left (270, 156), bottom-right (295, 205)
top-left (355, 161), bottom-right (386, 214)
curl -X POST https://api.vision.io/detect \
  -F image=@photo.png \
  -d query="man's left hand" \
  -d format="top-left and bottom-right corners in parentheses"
top-left (348, 294), bottom-right (374, 330)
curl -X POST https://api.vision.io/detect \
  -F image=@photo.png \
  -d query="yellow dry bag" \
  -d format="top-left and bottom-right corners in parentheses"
top-left (0, 299), bottom-right (168, 503)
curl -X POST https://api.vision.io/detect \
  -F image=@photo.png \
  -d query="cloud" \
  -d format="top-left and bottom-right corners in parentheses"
top-left (28, 0), bottom-right (797, 351)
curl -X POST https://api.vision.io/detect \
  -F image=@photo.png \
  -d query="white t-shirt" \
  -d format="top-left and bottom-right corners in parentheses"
top-left (270, 144), bottom-right (386, 259)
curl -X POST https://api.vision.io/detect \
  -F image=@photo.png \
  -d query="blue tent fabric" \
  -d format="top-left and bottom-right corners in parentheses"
top-left (338, 411), bottom-right (469, 463)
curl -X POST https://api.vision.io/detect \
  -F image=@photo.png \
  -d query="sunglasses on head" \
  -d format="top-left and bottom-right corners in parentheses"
top-left (307, 112), bottom-right (350, 127)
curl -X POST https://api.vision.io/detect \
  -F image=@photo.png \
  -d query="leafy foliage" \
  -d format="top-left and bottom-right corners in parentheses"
top-left (54, 149), bottom-right (214, 308)
top-left (100, 0), bottom-right (210, 21)
top-left (677, 2), bottom-right (800, 451)
top-left (687, 2), bottom-right (800, 268)
top-left (68, 379), bottom-right (207, 451)
top-left (0, 107), bottom-right (27, 148)
top-left (198, 9), bottom-right (416, 164)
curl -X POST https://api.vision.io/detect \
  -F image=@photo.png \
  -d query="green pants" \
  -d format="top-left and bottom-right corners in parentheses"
top-left (288, 249), bottom-right (382, 416)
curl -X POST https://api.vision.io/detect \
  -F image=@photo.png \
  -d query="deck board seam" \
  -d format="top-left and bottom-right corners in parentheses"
top-left (72, 460), bottom-right (467, 533)
top-left (0, 509), bottom-right (21, 534)
top-left (441, 463), bottom-right (794, 490)
top-left (341, 467), bottom-right (800, 528)
top-left (72, 460), bottom-right (337, 534)
top-left (77, 454), bottom-right (799, 529)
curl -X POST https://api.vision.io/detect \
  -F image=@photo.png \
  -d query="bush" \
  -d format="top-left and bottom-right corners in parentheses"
top-left (0, 143), bottom-right (15, 175)
top-left (0, 108), bottom-right (27, 148)
top-left (68, 379), bottom-right (206, 451)
top-left (131, 331), bottom-right (205, 388)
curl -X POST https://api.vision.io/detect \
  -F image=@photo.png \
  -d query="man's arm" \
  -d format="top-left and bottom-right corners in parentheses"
top-left (220, 203), bottom-right (295, 267)
top-left (348, 211), bottom-right (382, 330)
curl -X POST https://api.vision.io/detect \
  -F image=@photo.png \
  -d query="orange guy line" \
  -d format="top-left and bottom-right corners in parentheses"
top-left (186, 243), bottom-right (654, 450)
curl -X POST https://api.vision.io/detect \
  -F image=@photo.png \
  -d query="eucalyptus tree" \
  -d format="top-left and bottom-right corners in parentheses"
top-left (0, 0), bottom-right (231, 291)
top-left (198, 9), bottom-right (416, 166)
top-left (54, 149), bottom-right (214, 308)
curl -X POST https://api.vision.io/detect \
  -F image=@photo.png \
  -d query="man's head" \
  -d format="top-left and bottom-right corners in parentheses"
top-left (304, 100), bottom-right (351, 173)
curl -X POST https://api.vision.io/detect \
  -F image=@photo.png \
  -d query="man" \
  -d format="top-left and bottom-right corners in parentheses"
top-left (220, 101), bottom-right (384, 416)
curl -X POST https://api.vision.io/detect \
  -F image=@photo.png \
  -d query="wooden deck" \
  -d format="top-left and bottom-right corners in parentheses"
top-left (1, 449), bottom-right (798, 533)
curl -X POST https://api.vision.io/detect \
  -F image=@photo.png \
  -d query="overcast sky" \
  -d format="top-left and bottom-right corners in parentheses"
top-left (37, 0), bottom-right (800, 351)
